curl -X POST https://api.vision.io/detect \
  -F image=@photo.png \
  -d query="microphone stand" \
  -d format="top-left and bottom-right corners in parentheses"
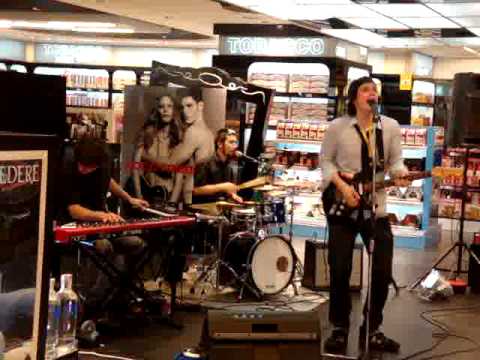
top-left (361, 106), bottom-right (379, 359)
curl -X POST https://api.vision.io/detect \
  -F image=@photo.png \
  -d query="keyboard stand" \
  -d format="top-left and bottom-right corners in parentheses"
top-left (62, 239), bottom-right (184, 330)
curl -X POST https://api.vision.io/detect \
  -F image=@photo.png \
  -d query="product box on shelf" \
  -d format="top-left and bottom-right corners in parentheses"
top-left (438, 198), bottom-right (462, 218)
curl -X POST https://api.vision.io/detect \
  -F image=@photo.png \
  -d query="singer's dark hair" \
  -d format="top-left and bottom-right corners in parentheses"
top-left (347, 76), bottom-right (376, 117)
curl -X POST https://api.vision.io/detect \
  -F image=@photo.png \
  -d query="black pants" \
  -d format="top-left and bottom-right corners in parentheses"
top-left (328, 217), bottom-right (393, 332)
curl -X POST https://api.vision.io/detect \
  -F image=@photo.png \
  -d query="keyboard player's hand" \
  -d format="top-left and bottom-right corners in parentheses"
top-left (97, 211), bottom-right (125, 223)
top-left (129, 197), bottom-right (150, 210)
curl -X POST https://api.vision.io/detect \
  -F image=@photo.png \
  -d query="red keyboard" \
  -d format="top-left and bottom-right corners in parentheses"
top-left (55, 215), bottom-right (195, 243)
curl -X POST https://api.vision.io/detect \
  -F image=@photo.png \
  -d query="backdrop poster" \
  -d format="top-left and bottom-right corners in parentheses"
top-left (122, 85), bottom-right (226, 205)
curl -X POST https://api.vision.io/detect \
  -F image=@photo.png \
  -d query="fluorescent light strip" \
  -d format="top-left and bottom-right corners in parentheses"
top-left (74, 28), bottom-right (134, 34)
top-left (48, 21), bottom-right (116, 28)
top-left (2, 20), bottom-right (118, 31)
top-left (0, 20), bottom-right (12, 28)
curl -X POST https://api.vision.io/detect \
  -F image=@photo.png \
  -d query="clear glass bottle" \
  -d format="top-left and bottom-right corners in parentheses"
top-left (57, 274), bottom-right (78, 351)
top-left (46, 278), bottom-right (60, 359)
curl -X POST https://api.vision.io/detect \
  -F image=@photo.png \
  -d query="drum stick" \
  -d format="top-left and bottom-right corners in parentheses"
top-left (143, 207), bottom-right (175, 218)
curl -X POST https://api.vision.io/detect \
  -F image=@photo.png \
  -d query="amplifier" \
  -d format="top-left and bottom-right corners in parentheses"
top-left (208, 309), bottom-right (321, 360)
top-left (302, 239), bottom-right (363, 291)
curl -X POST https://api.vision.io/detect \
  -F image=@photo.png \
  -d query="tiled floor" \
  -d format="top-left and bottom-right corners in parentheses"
top-left (94, 230), bottom-right (480, 360)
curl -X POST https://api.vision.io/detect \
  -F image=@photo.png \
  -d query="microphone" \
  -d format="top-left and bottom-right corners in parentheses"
top-left (367, 99), bottom-right (380, 122)
top-left (235, 150), bottom-right (259, 163)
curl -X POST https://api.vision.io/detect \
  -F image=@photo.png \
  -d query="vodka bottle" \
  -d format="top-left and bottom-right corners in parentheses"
top-left (46, 278), bottom-right (60, 359)
top-left (0, 332), bottom-right (4, 360)
top-left (57, 274), bottom-right (78, 351)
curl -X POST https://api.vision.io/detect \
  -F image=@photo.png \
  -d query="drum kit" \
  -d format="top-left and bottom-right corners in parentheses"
top-left (191, 179), bottom-right (313, 300)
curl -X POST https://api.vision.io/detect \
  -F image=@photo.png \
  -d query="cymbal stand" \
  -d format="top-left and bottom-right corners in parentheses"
top-left (191, 214), bottom-right (262, 300)
top-left (286, 186), bottom-right (304, 294)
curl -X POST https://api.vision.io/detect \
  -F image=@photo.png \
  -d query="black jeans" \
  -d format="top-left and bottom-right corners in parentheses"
top-left (327, 217), bottom-right (393, 332)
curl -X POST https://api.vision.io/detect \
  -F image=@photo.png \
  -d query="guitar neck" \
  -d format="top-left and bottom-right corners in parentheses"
top-left (364, 171), bottom-right (431, 192)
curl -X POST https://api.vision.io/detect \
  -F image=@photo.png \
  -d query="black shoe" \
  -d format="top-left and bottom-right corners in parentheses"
top-left (324, 328), bottom-right (348, 354)
top-left (359, 330), bottom-right (400, 353)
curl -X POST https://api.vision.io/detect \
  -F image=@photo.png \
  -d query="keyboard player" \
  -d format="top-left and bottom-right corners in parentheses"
top-left (57, 137), bottom-right (148, 315)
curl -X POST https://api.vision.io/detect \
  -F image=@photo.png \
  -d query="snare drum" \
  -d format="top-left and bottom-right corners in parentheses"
top-left (220, 232), bottom-right (296, 295)
top-left (230, 207), bottom-right (256, 232)
top-left (255, 197), bottom-right (286, 226)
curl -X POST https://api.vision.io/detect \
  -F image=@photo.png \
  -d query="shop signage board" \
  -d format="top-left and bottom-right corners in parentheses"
top-left (0, 149), bottom-right (49, 360)
top-left (221, 36), bottom-right (326, 56)
top-left (35, 43), bottom-right (111, 65)
top-left (219, 36), bottom-right (368, 63)
top-left (400, 72), bottom-right (413, 91)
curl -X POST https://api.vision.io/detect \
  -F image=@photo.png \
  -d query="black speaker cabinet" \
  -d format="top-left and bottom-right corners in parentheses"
top-left (208, 309), bottom-right (321, 360)
top-left (449, 72), bottom-right (480, 146)
top-left (468, 243), bottom-right (480, 293)
top-left (302, 239), bottom-right (363, 291)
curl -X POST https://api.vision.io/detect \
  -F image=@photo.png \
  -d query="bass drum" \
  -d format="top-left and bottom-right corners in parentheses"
top-left (221, 232), bottom-right (296, 295)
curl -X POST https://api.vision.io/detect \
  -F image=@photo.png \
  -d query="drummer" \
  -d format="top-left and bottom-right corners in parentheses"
top-left (192, 128), bottom-right (243, 204)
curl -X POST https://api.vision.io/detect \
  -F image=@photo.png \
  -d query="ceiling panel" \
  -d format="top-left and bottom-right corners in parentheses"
top-left (427, 3), bottom-right (480, 17)
top-left (365, 3), bottom-right (440, 18)
top-left (320, 28), bottom-right (389, 47)
top-left (383, 37), bottom-right (444, 48)
top-left (341, 16), bottom-right (408, 30)
top-left (452, 17), bottom-right (480, 28)
top-left (439, 37), bottom-right (480, 47)
top-left (398, 17), bottom-right (460, 29)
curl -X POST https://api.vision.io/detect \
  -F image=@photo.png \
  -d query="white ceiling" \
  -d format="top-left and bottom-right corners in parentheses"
top-left (2, 0), bottom-right (480, 58)
top-left (58, 0), bottom-right (285, 37)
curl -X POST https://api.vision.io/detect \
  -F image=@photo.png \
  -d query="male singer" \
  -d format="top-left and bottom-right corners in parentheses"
top-left (193, 128), bottom-right (242, 204)
top-left (321, 77), bottom-right (410, 354)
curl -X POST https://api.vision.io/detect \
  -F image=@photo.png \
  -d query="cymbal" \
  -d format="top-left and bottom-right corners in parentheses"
top-left (215, 201), bottom-right (242, 208)
top-left (275, 180), bottom-right (313, 189)
top-left (266, 190), bottom-right (288, 197)
top-left (253, 184), bottom-right (283, 192)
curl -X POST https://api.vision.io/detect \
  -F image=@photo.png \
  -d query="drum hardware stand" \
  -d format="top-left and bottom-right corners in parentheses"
top-left (190, 214), bottom-right (262, 300)
top-left (270, 185), bottom-right (303, 297)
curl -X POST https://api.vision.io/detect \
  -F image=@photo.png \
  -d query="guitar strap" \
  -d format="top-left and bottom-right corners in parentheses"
top-left (353, 123), bottom-right (385, 182)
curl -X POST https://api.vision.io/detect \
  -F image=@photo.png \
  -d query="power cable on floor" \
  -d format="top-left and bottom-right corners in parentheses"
top-left (79, 351), bottom-right (136, 360)
top-left (399, 305), bottom-right (480, 360)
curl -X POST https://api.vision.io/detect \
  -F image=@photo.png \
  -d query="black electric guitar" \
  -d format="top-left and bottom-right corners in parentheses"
top-left (322, 171), bottom-right (431, 218)
top-left (124, 175), bottom-right (168, 205)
